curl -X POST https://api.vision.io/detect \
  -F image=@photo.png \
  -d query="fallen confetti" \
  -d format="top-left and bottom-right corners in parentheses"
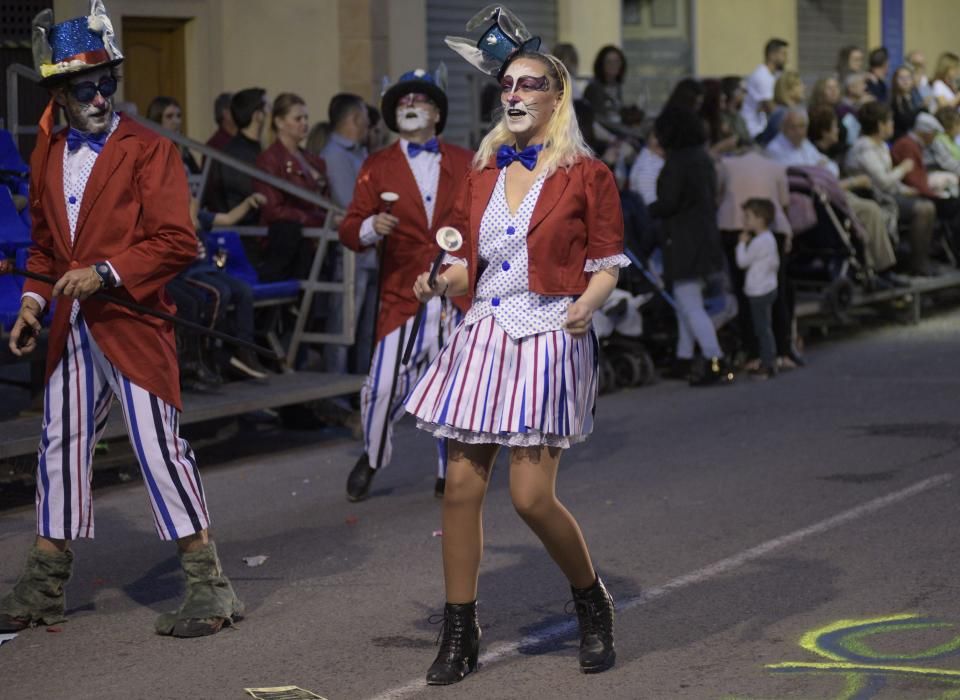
top-left (243, 555), bottom-right (269, 567)
top-left (0, 633), bottom-right (16, 647)
top-left (345, 515), bottom-right (358, 526)
top-left (432, 530), bottom-right (443, 537)
top-left (244, 686), bottom-right (327, 700)
top-left (46, 627), bottom-right (62, 633)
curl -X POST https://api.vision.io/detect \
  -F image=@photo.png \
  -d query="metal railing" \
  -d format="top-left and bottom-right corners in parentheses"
top-left (5, 63), bottom-right (357, 371)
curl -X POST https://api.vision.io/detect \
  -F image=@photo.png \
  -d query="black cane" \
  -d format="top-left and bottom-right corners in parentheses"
top-left (3, 265), bottom-right (280, 360)
top-left (401, 227), bottom-right (463, 365)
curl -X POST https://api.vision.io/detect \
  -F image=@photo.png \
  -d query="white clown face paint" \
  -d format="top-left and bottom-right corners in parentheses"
top-left (500, 58), bottom-right (557, 136)
top-left (396, 92), bottom-right (438, 134)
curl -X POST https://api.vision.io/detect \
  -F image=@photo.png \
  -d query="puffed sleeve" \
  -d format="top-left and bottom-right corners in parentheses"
top-left (584, 160), bottom-right (630, 271)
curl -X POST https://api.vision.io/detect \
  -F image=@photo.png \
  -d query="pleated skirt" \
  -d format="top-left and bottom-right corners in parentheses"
top-left (404, 313), bottom-right (599, 448)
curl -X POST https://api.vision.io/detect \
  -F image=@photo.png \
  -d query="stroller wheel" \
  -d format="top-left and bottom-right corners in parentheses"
top-left (611, 352), bottom-right (643, 388)
top-left (638, 351), bottom-right (656, 386)
top-left (599, 357), bottom-right (617, 394)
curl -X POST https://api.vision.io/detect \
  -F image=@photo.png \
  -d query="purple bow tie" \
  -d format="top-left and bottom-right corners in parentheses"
top-left (407, 138), bottom-right (440, 157)
top-left (496, 143), bottom-right (543, 171)
top-left (67, 128), bottom-right (108, 154)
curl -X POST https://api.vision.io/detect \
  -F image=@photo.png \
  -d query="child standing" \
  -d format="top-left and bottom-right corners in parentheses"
top-left (736, 199), bottom-right (780, 378)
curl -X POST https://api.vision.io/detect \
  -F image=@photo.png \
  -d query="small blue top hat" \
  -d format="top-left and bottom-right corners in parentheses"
top-left (381, 68), bottom-right (449, 134)
top-left (445, 5), bottom-right (541, 77)
top-left (32, 0), bottom-right (123, 84)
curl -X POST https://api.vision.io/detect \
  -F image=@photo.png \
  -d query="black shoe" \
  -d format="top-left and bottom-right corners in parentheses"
top-left (229, 351), bottom-right (269, 380)
top-left (426, 601), bottom-right (481, 685)
top-left (434, 478), bottom-right (446, 499)
top-left (571, 576), bottom-right (616, 674)
top-left (689, 356), bottom-right (734, 386)
top-left (346, 454), bottom-right (376, 502)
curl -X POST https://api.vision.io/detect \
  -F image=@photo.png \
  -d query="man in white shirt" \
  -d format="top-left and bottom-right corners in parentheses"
top-left (627, 132), bottom-right (664, 206)
top-left (741, 38), bottom-right (789, 139)
top-left (765, 107), bottom-right (837, 174)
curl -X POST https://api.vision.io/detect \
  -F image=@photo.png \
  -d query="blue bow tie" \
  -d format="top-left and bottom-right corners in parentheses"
top-left (407, 138), bottom-right (440, 157)
top-left (496, 143), bottom-right (543, 171)
top-left (67, 128), bottom-right (108, 154)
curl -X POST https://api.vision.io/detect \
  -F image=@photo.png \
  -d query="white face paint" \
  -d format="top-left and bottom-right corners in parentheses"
top-left (396, 106), bottom-right (432, 132)
top-left (500, 59), bottom-right (554, 135)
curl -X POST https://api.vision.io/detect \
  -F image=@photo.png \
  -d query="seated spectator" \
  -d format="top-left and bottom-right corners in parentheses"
top-left (647, 106), bottom-right (732, 386)
top-left (799, 107), bottom-right (902, 284)
top-left (836, 45), bottom-right (865, 84)
top-left (864, 47), bottom-right (890, 102)
top-left (904, 50), bottom-right (936, 110)
top-left (365, 105), bottom-right (391, 153)
top-left (809, 78), bottom-right (847, 159)
top-left (765, 107), bottom-right (831, 171)
top-left (187, 193), bottom-right (270, 380)
top-left (932, 108), bottom-right (960, 177)
top-left (628, 131), bottom-right (664, 206)
top-left (146, 96), bottom-right (200, 173)
top-left (891, 112), bottom-right (960, 236)
top-left (741, 38), bottom-right (789, 140)
top-left (255, 92), bottom-right (329, 226)
top-left (758, 70), bottom-right (805, 146)
top-left (846, 102), bottom-right (936, 276)
top-left (167, 277), bottom-right (221, 392)
top-left (717, 147), bottom-right (801, 368)
top-left (931, 52), bottom-right (960, 110)
top-left (206, 92), bottom-right (236, 151)
top-left (891, 66), bottom-right (923, 141)
top-left (553, 42), bottom-right (587, 100)
top-left (720, 76), bottom-right (753, 148)
top-left (837, 72), bottom-right (873, 146)
top-left (210, 88), bottom-right (268, 219)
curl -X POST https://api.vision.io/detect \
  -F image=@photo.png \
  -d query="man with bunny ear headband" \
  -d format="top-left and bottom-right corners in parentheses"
top-left (0, 0), bottom-right (243, 639)
top-left (338, 67), bottom-right (474, 503)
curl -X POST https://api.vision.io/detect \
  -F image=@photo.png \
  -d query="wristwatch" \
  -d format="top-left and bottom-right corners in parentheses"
top-left (93, 262), bottom-right (117, 288)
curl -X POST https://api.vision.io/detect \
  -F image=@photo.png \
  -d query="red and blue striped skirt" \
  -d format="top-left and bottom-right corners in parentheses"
top-left (405, 314), bottom-right (599, 448)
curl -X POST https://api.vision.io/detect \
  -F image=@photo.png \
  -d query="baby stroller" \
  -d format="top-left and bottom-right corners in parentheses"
top-left (786, 166), bottom-right (867, 318)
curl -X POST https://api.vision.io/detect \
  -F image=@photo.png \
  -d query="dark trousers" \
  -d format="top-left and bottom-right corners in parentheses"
top-left (185, 270), bottom-right (255, 343)
top-left (749, 290), bottom-right (777, 370)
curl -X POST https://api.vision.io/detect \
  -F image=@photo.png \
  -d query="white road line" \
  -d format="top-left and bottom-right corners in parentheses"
top-left (366, 472), bottom-right (954, 700)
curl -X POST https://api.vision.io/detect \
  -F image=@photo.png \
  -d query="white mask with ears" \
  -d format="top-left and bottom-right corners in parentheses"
top-left (397, 106), bottom-right (432, 132)
top-left (500, 60), bottom-right (554, 135)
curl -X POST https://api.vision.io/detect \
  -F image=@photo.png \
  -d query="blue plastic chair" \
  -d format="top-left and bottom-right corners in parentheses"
top-left (0, 188), bottom-right (31, 255)
top-left (205, 231), bottom-right (300, 300)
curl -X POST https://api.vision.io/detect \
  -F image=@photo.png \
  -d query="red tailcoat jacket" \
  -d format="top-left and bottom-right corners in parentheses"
top-left (449, 157), bottom-right (624, 299)
top-left (338, 141), bottom-right (473, 343)
top-left (24, 114), bottom-right (197, 409)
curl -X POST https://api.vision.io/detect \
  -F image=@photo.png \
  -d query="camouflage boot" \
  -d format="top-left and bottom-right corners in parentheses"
top-left (155, 542), bottom-right (244, 638)
top-left (0, 545), bottom-right (74, 631)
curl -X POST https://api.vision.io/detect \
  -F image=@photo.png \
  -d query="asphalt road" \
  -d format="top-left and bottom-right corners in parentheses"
top-left (3, 311), bottom-right (960, 700)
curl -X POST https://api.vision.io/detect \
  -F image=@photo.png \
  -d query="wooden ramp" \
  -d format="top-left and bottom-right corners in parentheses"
top-left (0, 371), bottom-right (364, 461)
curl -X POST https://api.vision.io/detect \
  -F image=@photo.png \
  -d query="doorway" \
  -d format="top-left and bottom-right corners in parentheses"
top-left (121, 17), bottom-right (188, 121)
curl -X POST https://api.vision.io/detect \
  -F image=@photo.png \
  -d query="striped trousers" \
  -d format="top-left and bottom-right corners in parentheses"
top-left (361, 296), bottom-right (459, 474)
top-left (35, 316), bottom-right (210, 541)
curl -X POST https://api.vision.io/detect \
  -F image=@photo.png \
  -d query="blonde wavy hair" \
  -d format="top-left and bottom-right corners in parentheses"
top-left (473, 52), bottom-right (592, 177)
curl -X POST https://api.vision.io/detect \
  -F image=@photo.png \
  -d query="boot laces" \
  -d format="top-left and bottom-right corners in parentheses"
top-left (429, 612), bottom-right (467, 654)
top-left (567, 598), bottom-right (602, 637)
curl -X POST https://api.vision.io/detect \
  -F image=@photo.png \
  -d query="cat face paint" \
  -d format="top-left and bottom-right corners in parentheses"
top-left (396, 92), bottom-right (438, 133)
top-left (500, 58), bottom-right (556, 135)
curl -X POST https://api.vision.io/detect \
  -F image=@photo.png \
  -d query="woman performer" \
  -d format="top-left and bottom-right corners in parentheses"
top-left (404, 6), bottom-right (628, 686)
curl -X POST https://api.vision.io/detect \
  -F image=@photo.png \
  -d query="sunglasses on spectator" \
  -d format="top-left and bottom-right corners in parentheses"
top-left (68, 76), bottom-right (118, 103)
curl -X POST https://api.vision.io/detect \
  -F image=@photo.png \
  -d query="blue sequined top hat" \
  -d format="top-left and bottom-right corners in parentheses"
top-left (380, 67), bottom-right (450, 135)
top-left (445, 5), bottom-right (542, 78)
top-left (32, 0), bottom-right (123, 84)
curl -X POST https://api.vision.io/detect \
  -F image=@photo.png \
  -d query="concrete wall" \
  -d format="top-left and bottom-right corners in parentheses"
top-left (557, 0), bottom-right (621, 71)
top-left (54, 0), bottom-right (341, 143)
top-left (904, 0), bottom-right (959, 75)
top-left (693, 0), bottom-right (799, 77)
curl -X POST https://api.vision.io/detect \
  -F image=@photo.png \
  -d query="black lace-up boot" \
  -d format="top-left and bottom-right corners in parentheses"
top-left (571, 576), bottom-right (616, 673)
top-left (426, 601), bottom-right (481, 685)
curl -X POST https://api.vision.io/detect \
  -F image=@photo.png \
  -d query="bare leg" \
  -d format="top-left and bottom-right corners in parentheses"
top-left (509, 446), bottom-right (595, 589)
top-left (441, 440), bottom-right (499, 603)
top-left (176, 529), bottom-right (210, 553)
